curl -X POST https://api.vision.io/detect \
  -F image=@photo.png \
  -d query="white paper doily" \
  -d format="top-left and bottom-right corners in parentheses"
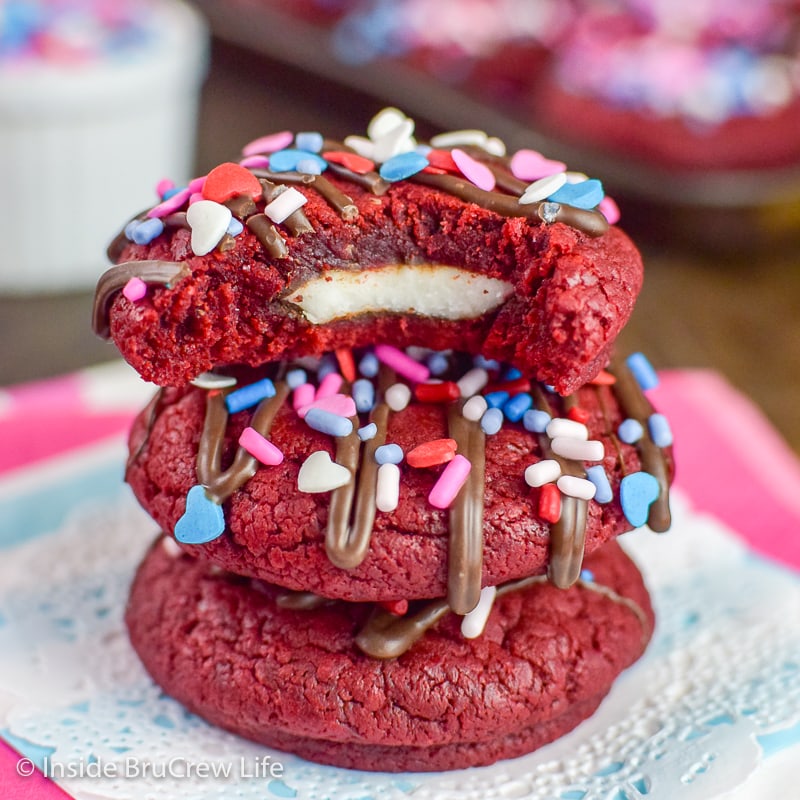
top-left (1, 441), bottom-right (799, 800)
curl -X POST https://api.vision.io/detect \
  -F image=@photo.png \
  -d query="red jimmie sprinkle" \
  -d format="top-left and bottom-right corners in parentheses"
top-left (406, 438), bottom-right (458, 468)
top-left (567, 406), bottom-right (591, 424)
top-left (379, 599), bottom-right (409, 616)
top-left (335, 348), bottom-right (356, 383)
top-left (415, 381), bottom-right (460, 403)
top-left (591, 369), bottom-right (617, 386)
top-left (539, 483), bottom-right (562, 523)
top-left (484, 377), bottom-right (531, 395)
top-left (323, 151), bottom-right (375, 174)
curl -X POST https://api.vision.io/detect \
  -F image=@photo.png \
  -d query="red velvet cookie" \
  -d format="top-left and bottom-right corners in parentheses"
top-left (126, 536), bottom-right (654, 772)
top-left (125, 348), bottom-right (673, 608)
top-left (93, 109), bottom-right (642, 394)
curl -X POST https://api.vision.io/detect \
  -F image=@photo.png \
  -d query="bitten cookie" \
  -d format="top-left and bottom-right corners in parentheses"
top-left (125, 347), bottom-right (673, 608)
top-left (126, 536), bottom-right (655, 772)
top-left (93, 108), bottom-right (642, 394)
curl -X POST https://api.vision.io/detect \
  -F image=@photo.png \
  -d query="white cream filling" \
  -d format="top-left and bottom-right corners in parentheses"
top-left (283, 265), bottom-right (514, 324)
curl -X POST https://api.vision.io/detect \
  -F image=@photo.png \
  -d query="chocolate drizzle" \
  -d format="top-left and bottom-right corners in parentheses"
top-left (92, 260), bottom-right (191, 338)
top-left (197, 382), bottom-right (290, 503)
top-left (446, 404), bottom-right (486, 615)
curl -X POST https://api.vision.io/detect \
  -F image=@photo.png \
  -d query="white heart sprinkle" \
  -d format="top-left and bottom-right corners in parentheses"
top-left (186, 200), bottom-right (232, 256)
top-left (297, 450), bottom-right (352, 493)
top-left (519, 172), bottom-right (568, 205)
top-left (367, 107), bottom-right (410, 140)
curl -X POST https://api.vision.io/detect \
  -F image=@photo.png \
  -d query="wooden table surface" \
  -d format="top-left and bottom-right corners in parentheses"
top-left (2, 41), bottom-right (799, 454)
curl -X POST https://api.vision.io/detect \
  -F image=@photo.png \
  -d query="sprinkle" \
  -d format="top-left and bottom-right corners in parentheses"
top-left (566, 406), bottom-right (591, 425)
top-left (579, 569), bottom-right (595, 583)
top-left (429, 454), bottom-right (472, 509)
top-left (523, 409), bottom-right (551, 433)
top-left (238, 155), bottom-right (271, 169)
top-left (480, 407), bottom-right (504, 435)
top-left (415, 381), bottom-right (460, 403)
top-left (202, 162), bottom-right (262, 203)
top-left (379, 599), bottom-right (408, 616)
top-left (626, 352), bottom-right (659, 390)
top-left (225, 377), bottom-right (276, 414)
top-left (295, 131), bottom-right (324, 153)
top-left (504, 367), bottom-right (522, 380)
top-left (292, 382), bottom-right (315, 412)
top-left (548, 179), bottom-right (604, 210)
top-left (367, 107), bottom-right (410, 140)
top-left (242, 130), bottom-right (294, 157)
top-left (191, 372), bottom-right (237, 390)
top-left (457, 367), bottom-right (489, 398)
top-left (599, 196), bottom-right (621, 225)
top-left (264, 187), bottom-right (308, 224)
top-left (376, 463), bottom-right (401, 512)
top-left (426, 352), bottom-right (450, 376)
top-left (484, 391), bottom-right (509, 409)
top-left (238, 427), bottom-right (284, 465)
top-left (385, 383), bottom-right (411, 412)
top-left (122, 277), bottom-right (147, 302)
top-left (406, 438), bottom-right (457, 468)
top-left (557, 475), bottom-right (598, 500)
top-left (648, 413), bottom-right (673, 447)
top-left (297, 451), bottom-right (351, 493)
top-left (323, 150), bottom-right (376, 174)
top-left (550, 437), bottom-right (604, 462)
top-left (591, 369), bottom-right (617, 386)
top-left (335, 349), bottom-right (357, 383)
top-left (175, 485), bottom-right (225, 544)
top-left (485, 377), bottom-right (531, 396)
top-left (296, 158), bottom-right (323, 175)
top-left (451, 148), bottom-right (496, 191)
top-left (461, 585), bottom-right (497, 639)
top-left (188, 176), bottom-right (207, 193)
top-left (509, 149), bottom-right (567, 181)
top-left (162, 187), bottom-right (183, 200)
top-left (147, 187), bottom-right (191, 218)
top-left (285, 369), bottom-right (307, 390)
top-left (462, 395), bottom-right (488, 422)
top-left (618, 418), bottom-right (644, 444)
top-left (161, 537), bottom-right (183, 558)
top-left (620, 472), bottom-right (660, 527)
top-left (425, 149), bottom-right (459, 172)
top-left (304, 407), bottom-right (353, 438)
top-left (316, 372), bottom-right (343, 400)
top-left (189, 192), bottom-right (204, 205)
top-left (156, 178), bottom-right (175, 197)
top-left (358, 351), bottom-right (379, 378)
top-left (379, 151), bottom-right (429, 182)
top-left (538, 483), bottom-right (562, 523)
top-left (586, 465), bottom-right (613, 503)
top-left (473, 355), bottom-right (501, 371)
top-left (352, 379), bottom-right (376, 413)
top-left (546, 418), bottom-right (588, 441)
top-left (375, 443), bottom-right (404, 465)
top-left (503, 393), bottom-right (533, 422)
top-left (316, 353), bottom-right (339, 380)
top-left (131, 217), bottom-right (164, 245)
top-left (358, 423), bottom-right (378, 441)
top-left (298, 394), bottom-right (357, 420)
top-left (268, 149), bottom-right (328, 174)
top-left (186, 199), bottom-right (232, 256)
top-left (374, 344), bottom-right (430, 383)
top-left (519, 173), bottom-right (568, 205)
top-left (226, 218), bottom-right (244, 236)
top-left (524, 459), bottom-right (561, 487)
top-left (429, 129), bottom-right (488, 149)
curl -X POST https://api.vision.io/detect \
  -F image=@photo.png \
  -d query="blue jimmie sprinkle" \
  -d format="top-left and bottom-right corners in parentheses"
top-left (648, 413), bottom-right (673, 447)
top-left (316, 353), bottom-right (339, 380)
top-left (484, 391), bottom-right (509, 409)
top-left (359, 351), bottom-right (379, 378)
top-left (480, 407), bottom-right (504, 435)
top-left (296, 158), bottom-right (323, 175)
top-left (523, 409), bottom-right (551, 433)
top-left (426, 351), bottom-right (449, 376)
top-left (626, 352), bottom-right (659, 391)
top-left (358, 422), bottom-right (378, 441)
top-left (375, 443), bottom-right (403, 465)
top-left (285, 369), bottom-right (307, 390)
top-left (586, 465), bottom-right (613, 503)
top-left (579, 569), bottom-right (595, 582)
top-left (304, 408), bottom-right (353, 438)
top-left (225, 378), bottom-right (276, 414)
top-left (130, 218), bottom-right (164, 245)
top-left (617, 418), bottom-right (644, 444)
top-left (352, 379), bottom-right (376, 413)
top-left (295, 131), bottom-right (324, 153)
top-left (503, 393), bottom-right (533, 422)
top-left (226, 217), bottom-right (244, 236)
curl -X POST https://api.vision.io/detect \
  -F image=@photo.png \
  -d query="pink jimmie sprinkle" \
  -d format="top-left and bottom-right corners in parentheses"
top-left (297, 393), bottom-right (357, 420)
top-left (428, 454), bottom-right (472, 509)
top-left (238, 427), bottom-right (284, 466)
top-left (599, 196), bottom-right (621, 225)
top-left (147, 187), bottom-right (191, 218)
top-left (242, 130), bottom-right (294, 157)
top-left (156, 178), bottom-right (175, 198)
top-left (122, 277), bottom-right (147, 302)
top-left (374, 344), bottom-right (430, 384)
top-left (293, 382), bottom-right (315, 412)
top-left (316, 371), bottom-right (344, 400)
top-left (451, 148), bottom-right (496, 191)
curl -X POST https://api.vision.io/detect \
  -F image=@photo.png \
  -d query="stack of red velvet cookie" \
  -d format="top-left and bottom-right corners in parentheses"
top-left (94, 108), bottom-right (674, 771)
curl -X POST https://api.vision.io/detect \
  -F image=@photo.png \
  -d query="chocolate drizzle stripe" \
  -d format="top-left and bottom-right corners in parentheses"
top-left (308, 174), bottom-right (359, 221)
top-left (608, 357), bottom-right (672, 532)
top-left (126, 388), bottom-right (165, 475)
top-left (355, 572), bottom-right (649, 660)
top-left (246, 213), bottom-right (289, 258)
top-left (198, 382), bottom-right (290, 504)
top-left (529, 384), bottom-right (590, 589)
top-left (275, 590), bottom-right (332, 611)
top-left (447, 404), bottom-right (486, 615)
top-left (324, 162), bottom-right (391, 196)
top-left (92, 260), bottom-right (191, 338)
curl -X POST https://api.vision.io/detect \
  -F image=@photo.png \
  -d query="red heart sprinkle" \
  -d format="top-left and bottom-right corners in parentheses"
top-left (202, 162), bottom-right (263, 203)
top-left (323, 151), bottom-right (375, 174)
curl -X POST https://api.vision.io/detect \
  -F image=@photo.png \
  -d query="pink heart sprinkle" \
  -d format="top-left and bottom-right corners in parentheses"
top-left (451, 149), bottom-right (496, 192)
top-left (599, 196), bottom-right (621, 225)
top-left (188, 175), bottom-right (207, 193)
top-left (297, 394), bottom-right (357, 420)
top-left (510, 149), bottom-right (567, 181)
top-left (147, 187), bottom-right (191, 219)
top-left (242, 130), bottom-right (294, 157)
top-left (239, 155), bottom-right (271, 169)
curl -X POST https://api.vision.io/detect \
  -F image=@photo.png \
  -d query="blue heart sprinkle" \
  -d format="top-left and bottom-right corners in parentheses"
top-left (269, 149), bottom-right (327, 173)
top-left (620, 472), bottom-right (660, 527)
top-left (175, 485), bottom-right (225, 544)
top-left (548, 178), bottom-right (604, 209)
top-left (379, 151), bottom-right (429, 182)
